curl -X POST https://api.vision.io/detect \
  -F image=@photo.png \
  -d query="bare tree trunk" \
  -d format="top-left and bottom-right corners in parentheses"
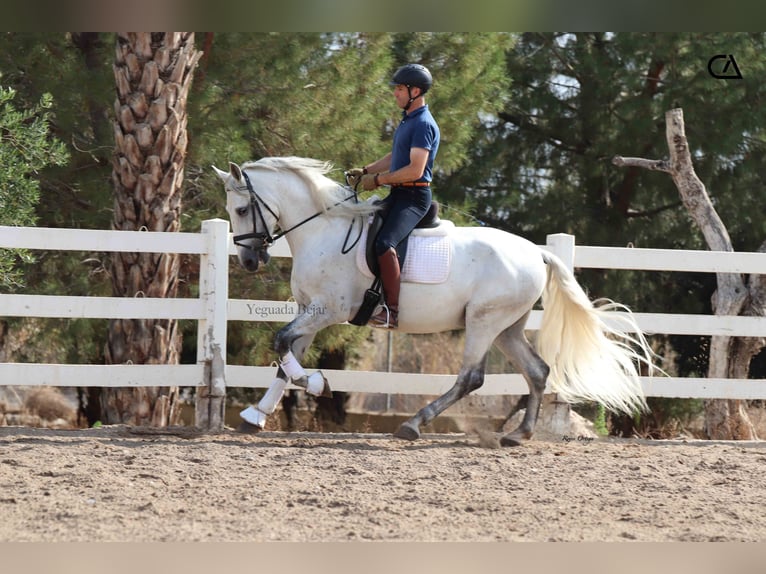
top-left (613, 108), bottom-right (763, 439)
top-left (104, 33), bottom-right (202, 426)
top-left (716, 241), bottom-right (766, 438)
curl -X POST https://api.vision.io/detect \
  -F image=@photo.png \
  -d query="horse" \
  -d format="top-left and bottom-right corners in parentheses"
top-left (213, 156), bottom-right (658, 446)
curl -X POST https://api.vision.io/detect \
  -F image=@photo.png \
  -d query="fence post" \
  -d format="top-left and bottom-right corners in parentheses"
top-left (546, 233), bottom-right (575, 271)
top-left (544, 233), bottom-right (576, 435)
top-left (195, 218), bottom-right (230, 430)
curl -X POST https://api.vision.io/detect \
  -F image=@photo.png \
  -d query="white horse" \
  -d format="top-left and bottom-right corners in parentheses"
top-left (214, 157), bottom-right (657, 446)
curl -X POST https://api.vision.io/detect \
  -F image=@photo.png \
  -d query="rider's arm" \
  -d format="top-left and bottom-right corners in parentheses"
top-left (377, 147), bottom-right (428, 186)
top-left (363, 153), bottom-right (392, 175)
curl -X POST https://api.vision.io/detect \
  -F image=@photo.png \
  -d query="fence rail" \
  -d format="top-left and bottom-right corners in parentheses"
top-left (2, 221), bottom-right (765, 429)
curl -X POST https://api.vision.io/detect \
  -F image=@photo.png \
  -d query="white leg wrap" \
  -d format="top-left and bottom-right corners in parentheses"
top-left (306, 371), bottom-right (326, 396)
top-left (239, 405), bottom-right (267, 428)
top-left (257, 377), bottom-right (288, 415)
top-left (280, 351), bottom-right (307, 381)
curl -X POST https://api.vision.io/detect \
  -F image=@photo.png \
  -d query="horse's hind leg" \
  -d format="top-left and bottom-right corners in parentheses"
top-left (394, 314), bottom-right (498, 441)
top-left (492, 315), bottom-right (550, 446)
top-left (394, 355), bottom-right (489, 441)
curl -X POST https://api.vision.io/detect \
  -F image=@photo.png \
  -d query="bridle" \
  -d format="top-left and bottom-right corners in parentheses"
top-left (231, 170), bottom-right (282, 253)
top-left (231, 169), bottom-right (364, 256)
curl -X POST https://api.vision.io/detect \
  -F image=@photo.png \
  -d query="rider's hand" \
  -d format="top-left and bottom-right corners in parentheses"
top-left (345, 167), bottom-right (366, 189)
top-left (360, 173), bottom-right (380, 191)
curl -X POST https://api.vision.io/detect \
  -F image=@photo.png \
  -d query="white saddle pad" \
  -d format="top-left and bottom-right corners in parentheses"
top-left (356, 219), bottom-right (454, 284)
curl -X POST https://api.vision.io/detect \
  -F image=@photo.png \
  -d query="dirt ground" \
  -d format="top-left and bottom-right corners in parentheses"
top-left (1, 425), bottom-right (765, 543)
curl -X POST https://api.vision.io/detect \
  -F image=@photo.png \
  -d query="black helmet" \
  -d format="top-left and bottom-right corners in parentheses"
top-left (390, 63), bottom-right (433, 94)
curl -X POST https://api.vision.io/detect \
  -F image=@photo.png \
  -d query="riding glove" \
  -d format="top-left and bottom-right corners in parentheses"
top-left (345, 167), bottom-right (365, 189)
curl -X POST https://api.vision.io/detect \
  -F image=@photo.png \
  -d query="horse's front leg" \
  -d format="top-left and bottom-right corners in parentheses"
top-left (274, 325), bottom-right (332, 399)
top-left (239, 306), bottom-right (335, 430)
top-left (239, 332), bottom-right (316, 430)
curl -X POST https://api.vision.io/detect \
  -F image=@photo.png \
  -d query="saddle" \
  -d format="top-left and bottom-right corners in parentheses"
top-left (349, 201), bottom-right (445, 326)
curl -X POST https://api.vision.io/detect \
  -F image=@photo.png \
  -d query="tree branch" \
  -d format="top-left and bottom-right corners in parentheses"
top-left (625, 200), bottom-right (683, 219)
top-left (611, 155), bottom-right (671, 172)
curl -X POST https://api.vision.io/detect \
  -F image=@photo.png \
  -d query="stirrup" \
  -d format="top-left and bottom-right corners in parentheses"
top-left (369, 304), bottom-right (398, 329)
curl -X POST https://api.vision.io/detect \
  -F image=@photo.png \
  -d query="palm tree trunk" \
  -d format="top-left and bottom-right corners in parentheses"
top-left (104, 32), bottom-right (202, 426)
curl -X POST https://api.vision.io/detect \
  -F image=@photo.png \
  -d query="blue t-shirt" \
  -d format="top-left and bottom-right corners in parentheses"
top-left (390, 105), bottom-right (440, 185)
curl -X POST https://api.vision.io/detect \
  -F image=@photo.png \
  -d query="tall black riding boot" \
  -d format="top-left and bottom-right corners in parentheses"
top-left (369, 248), bottom-right (400, 329)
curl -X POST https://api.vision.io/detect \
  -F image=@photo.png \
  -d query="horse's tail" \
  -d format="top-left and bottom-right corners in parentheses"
top-left (536, 251), bottom-right (656, 415)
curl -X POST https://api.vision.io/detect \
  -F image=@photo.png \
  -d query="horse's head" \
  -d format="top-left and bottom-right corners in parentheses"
top-left (213, 162), bottom-right (278, 272)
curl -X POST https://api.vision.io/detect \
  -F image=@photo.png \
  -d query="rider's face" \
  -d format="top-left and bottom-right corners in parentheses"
top-left (393, 84), bottom-right (420, 110)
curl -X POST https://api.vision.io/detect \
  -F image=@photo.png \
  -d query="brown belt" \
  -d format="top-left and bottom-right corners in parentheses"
top-left (395, 182), bottom-right (430, 187)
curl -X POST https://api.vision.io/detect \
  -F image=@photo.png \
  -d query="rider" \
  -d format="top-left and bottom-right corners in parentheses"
top-left (348, 63), bottom-right (440, 329)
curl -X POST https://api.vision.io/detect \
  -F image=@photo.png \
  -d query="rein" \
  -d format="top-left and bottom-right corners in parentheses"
top-left (233, 170), bottom-right (364, 254)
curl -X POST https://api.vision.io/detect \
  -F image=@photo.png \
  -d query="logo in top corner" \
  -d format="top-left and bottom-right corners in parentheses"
top-left (708, 54), bottom-right (743, 79)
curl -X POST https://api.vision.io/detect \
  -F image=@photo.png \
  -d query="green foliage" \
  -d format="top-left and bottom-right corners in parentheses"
top-left (593, 404), bottom-right (608, 436)
top-left (0, 33), bottom-right (115, 230)
top-left (0, 86), bottom-right (68, 289)
top-left (391, 33), bottom-right (515, 173)
top-left (442, 33), bottom-right (766, 248)
top-left (190, 33), bottom-right (393, 169)
top-left (1, 33), bottom-right (128, 367)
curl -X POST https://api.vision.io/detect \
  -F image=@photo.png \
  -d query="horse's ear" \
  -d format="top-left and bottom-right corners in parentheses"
top-left (211, 165), bottom-right (229, 181)
top-left (229, 162), bottom-right (243, 182)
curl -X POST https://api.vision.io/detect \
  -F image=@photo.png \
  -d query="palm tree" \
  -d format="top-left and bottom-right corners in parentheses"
top-left (103, 32), bottom-right (202, 425)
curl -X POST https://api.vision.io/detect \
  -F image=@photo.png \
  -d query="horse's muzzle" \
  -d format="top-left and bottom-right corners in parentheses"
top-left (239, 246), bottom-right (270, 272)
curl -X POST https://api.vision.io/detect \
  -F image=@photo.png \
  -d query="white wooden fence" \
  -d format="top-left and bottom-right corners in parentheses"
top-left (1, 219), bottom-right (765, 429)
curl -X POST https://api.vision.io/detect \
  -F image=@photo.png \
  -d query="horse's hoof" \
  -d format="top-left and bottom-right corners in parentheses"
top-left (499, 433), bottom-right (529, 447)
top-left (239, 405), bottom-right (267, 428)
top-left (304, 371), bottom-right (332, 397)
top-left (394, 422), bottom-right (420, 441)
top-left (236, 421), bottom-right (263, 434)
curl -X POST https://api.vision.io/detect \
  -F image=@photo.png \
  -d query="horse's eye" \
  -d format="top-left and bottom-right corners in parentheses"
top-left (236, 206), bottom-right (248, 216)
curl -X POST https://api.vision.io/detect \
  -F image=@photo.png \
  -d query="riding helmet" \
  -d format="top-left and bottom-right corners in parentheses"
top-left (390, 63), bottom-right (433, 94)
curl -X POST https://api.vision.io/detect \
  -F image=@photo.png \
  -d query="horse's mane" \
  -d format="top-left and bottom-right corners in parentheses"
top-left (241, 156), bottom-right (377, 218)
